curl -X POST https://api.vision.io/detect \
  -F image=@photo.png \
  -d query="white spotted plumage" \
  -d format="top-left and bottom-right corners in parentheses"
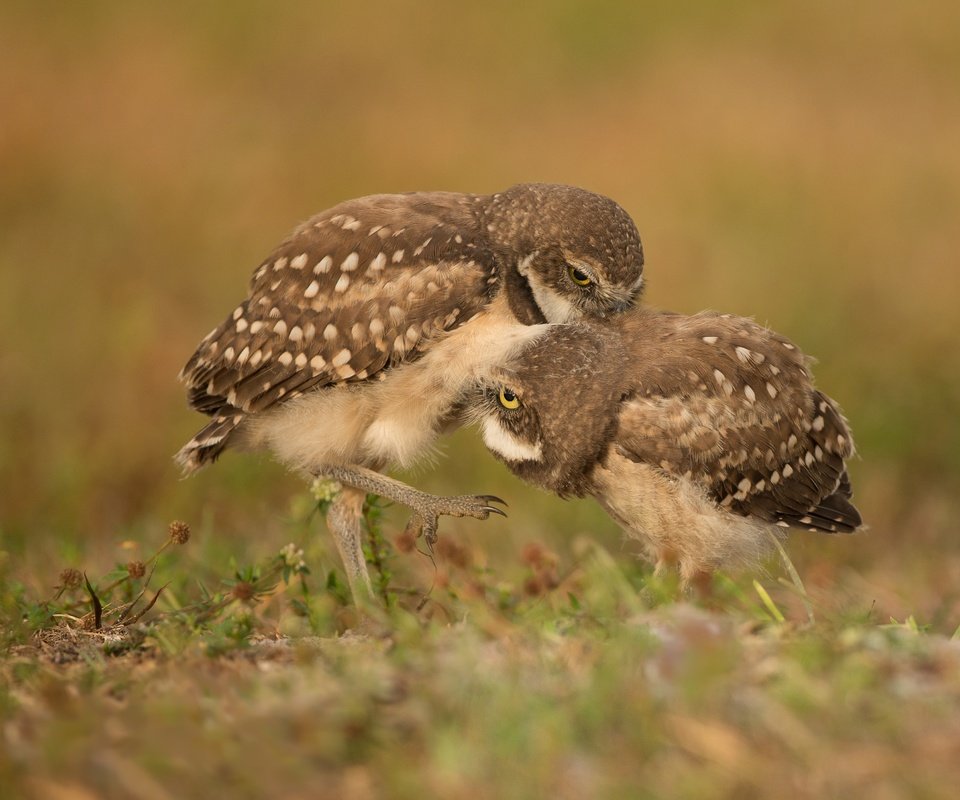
top-left (471, 307), bottom-right (862, 584)
top-left (176, 184), bottom-right (645, 603)
top-left (178, 185), bottom-right (645, 470)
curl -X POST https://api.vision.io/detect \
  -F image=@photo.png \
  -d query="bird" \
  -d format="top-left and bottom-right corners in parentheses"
top-left (176, 183), bottom-right (646, 603)
top-left (471, 307), bottom-right (862, 586)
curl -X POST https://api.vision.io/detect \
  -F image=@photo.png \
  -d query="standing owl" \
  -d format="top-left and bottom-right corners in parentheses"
top-left (472, 308), bottom-right (861, 585)
top-left (177, 184), bottom-right (645, 603)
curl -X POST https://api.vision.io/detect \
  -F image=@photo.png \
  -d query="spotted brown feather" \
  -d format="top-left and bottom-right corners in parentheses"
top-left (176, 184), bottom-right (647, 604)
top-left (180, 193), bottom-right (496, 419)
top-left (610, 312), bottom-right (860, 533)
top-left (474, 306), bottom-right (862, 582)
top-left (177, 185), bottom-right (646, 474)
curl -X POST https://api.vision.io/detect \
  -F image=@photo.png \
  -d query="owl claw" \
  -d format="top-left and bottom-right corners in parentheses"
top-left (402, 514), bottom-right (435, 546)
top-left (403, 492), bottom-right (509, 548)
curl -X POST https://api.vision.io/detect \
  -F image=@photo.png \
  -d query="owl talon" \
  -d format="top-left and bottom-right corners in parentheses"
top-left (482, 505), bottom-right (508, 518)
top-left (401, 493), bottom-right (508, 550)
top-left (445, 493), bottom-right (510, 521)
top-left (403, 514), bottom-right (439, 547)
top-left (423, 523), bottom-right (439, 548)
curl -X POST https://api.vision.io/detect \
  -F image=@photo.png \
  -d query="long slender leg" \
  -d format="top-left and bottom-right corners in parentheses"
top-left (315, 463), bottom-right (506, 547)
top-left (326, 485), bottom-right (374, 605)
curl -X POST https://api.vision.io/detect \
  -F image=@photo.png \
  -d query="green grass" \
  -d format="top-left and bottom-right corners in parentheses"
top-left (3, 1), bottom-right (960, 797)
top-left (3, 506), bottom-right (960, 799)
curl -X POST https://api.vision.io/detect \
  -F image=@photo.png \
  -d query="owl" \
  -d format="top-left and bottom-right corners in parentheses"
top-left (177, 184), bottom-right (645, 603)
top-left (472, 308), bottom-right (861, 585)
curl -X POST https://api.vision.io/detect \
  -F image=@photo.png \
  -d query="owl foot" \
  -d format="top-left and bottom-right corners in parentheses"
top-left (401, 494), bottom-right (507, 547)
top-left (314, 464), bottom-right (507, 550)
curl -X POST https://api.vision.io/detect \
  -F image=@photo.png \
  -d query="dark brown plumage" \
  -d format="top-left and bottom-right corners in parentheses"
top-left (176, 183), bottom-right (645, 602)
top-left (178, 184), bottom-right (643, 472)
top-left (473, 307), bottom-right (862, 581)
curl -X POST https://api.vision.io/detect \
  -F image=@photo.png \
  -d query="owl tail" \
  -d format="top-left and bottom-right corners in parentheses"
top-left (175, 411), bottom-right (243, 475)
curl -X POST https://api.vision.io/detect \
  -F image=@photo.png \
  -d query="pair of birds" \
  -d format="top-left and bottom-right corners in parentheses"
top-left (177, 184), bottom-right (861, 603)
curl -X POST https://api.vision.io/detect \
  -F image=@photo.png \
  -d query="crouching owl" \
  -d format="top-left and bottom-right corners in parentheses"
top-left (472, 308), bottom-right (862, 584)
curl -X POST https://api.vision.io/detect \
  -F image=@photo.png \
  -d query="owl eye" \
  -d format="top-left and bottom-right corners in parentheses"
top-left (568, 264), bottom-right (593, 287)
top-left (498, 387), bottom-right (521, 409)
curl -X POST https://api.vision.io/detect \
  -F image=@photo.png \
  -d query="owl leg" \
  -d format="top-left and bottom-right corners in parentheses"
top-left (685, 569), bottom-right (715, 600)
top-left (315, 464), bottom-right (507, 547)
top-left (326, 485), bottom-right (374, 604)
top-left (653, 546), bottom-right (679, 577)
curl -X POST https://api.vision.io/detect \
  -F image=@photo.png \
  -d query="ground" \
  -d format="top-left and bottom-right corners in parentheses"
top-left (3, 507), bottom-right (960, 799)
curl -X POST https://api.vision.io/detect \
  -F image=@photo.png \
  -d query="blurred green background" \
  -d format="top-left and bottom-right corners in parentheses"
top-left (2, 1), bottom-right (959, 618)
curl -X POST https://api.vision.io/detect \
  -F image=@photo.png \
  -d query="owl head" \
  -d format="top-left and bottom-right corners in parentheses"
top-left (472, 323), bottom-right (629, 497)
top-left (484, 184), bottom-right (645, 323)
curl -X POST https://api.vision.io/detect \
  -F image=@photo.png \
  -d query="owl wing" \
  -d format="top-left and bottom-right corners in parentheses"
top-left (180, 192), bottom-right (498, 417)
top-left (613, 312), bottom-right (861, 533)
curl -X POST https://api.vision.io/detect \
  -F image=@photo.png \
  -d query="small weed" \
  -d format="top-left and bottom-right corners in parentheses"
top-left (15, 517), bottom-right (341, 662)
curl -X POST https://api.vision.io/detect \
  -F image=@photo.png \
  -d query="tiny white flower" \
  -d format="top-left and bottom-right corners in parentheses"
top-left (310, 477), bottom-right (342, 503)
top-left (280, 542), bottom-right (305, 568)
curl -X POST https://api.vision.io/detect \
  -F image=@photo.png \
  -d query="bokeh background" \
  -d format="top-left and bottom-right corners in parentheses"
top-left (2, 1), bottom-right (959, 624)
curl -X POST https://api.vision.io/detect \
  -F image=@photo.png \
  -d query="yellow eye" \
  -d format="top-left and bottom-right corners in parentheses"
top-left (568, 264), bottom-right (592, 286)
top-left (498, 387), bottom-right (520, 409)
